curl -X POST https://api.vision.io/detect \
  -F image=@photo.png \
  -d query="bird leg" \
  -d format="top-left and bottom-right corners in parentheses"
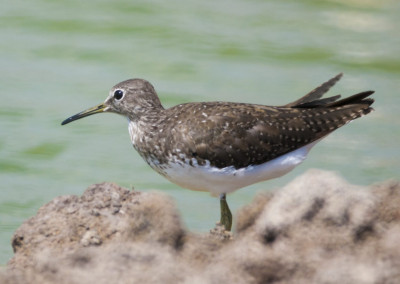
top-left (219, 193), bottom-right (232, 231)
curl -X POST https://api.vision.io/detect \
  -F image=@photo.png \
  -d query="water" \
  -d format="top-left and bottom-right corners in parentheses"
top-left (0, 0), bottom-right (399, 265)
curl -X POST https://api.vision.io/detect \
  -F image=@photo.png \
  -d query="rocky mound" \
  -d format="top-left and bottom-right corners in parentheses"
top-left (2, 170), bottom-right (399, 284)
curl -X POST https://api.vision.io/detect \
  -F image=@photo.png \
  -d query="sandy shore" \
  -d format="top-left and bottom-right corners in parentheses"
top-left (1, 169), bottom-right (399, 284)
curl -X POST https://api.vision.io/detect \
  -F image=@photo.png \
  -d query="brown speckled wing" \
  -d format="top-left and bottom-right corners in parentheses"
top-left (163, 90), bottom-right (374, 169)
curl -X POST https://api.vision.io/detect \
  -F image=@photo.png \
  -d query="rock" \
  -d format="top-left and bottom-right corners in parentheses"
top-left (2, 170), bottom-right (400, 284)
top-left (8, 182), bottom-right (186, 271)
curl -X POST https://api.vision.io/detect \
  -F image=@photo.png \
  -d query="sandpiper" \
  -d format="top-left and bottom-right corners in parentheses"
top-left (62, 73), bottom-right (374, 231)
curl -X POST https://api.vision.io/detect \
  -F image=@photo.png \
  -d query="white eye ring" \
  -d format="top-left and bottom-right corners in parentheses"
top-left (113, 89), bottom-right (125, 100)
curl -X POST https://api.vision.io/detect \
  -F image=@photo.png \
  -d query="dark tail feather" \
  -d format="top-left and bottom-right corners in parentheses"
top-left (294, 94), bottom-right (341, 108)
top-left (284, 73), bottom-right (343, 107)
top-left (327, 91), bottom-right (375, 107)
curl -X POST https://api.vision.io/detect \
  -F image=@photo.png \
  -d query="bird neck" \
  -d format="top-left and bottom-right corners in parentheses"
top-left (126, 102), bottom-right (165, 122)
top-left (127, 106), bottom-right (166, 133)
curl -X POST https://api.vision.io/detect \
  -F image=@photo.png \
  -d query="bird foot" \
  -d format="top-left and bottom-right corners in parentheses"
top-left (210, 223), bottom-right (233, 241)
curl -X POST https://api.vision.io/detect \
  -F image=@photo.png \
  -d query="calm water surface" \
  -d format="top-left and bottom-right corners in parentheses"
top-left (0, 0), bottom-right (399, 264)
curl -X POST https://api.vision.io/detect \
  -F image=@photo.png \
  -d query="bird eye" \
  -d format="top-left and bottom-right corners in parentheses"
top-left (114, 89), bottom-right (124, 100)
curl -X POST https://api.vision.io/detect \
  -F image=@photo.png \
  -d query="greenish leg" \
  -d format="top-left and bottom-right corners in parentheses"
top-left (220, 194), bottom-right (232, 231)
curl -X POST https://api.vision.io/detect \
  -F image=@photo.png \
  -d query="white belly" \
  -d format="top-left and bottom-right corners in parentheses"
top-left (161, 140), bottom-right (320, 196)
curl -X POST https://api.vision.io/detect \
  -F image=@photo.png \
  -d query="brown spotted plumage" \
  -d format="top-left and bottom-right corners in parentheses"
top-left (62, 73), bottom-right (375, 231)
top-left (107, 73), bottom-right (373, 171)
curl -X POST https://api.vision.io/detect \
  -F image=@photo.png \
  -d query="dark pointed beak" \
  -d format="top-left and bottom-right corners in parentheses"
top-left (61, 103), bottom-right (109, 125)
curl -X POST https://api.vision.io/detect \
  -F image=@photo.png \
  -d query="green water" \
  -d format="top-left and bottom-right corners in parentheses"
top-left (1, 0), bottom-right (399, 265)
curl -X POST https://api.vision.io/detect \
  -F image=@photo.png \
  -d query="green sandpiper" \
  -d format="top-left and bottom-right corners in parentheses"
top-left (62, 73), bottom-right (375, 231)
